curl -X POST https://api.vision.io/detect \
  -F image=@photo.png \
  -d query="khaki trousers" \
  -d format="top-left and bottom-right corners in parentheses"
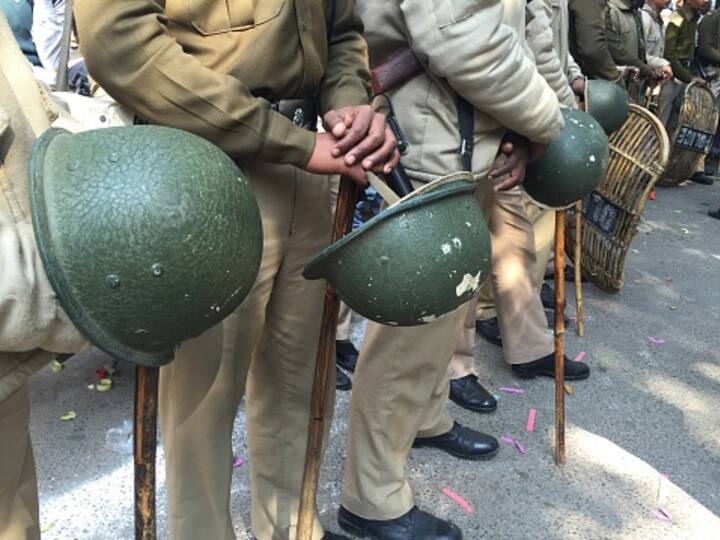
top-left (448, 188), bottom-right (553, 380)
top-left (341, 179), bottom-right (489, 520)
top-left (336, 302), bottom-right (352, 342)
top-left (0, 383), bottom-right (39, 540)
top-left (341, 306), bottom-right (465, 520)
top-left (160, 161), bottom-right (333, 540)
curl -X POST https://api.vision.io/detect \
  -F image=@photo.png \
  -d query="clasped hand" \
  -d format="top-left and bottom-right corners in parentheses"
top-left (305, 105), bottom-right (400, 186)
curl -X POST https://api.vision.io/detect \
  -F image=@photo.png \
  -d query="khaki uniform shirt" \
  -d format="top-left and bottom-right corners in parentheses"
top-left (543, 0), bottom-right (584, 82)
top-left (664, 5), bottom-right (700, 83)
top-left (527, 0), bottom-right (577, 107)
top-left (569, 0), bottom-right (622, 81)
top-left (356, 0), bottom-right (563, 184)
top-left (74, 0), bottom-right (370, 168)
top-left (606, 0), bottom-right (654, 78)
top-left (640, 5), bottom-right (670, 69)
top-left (0, 13), bottom-right (87, 402)
top-left (697, 9), bottom-right (720, 65)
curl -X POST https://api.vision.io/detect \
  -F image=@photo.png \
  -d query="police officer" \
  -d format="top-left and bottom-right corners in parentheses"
top-left (663, 0), bottom-right (717, 185)
top-left (449, 0), bottom-right (591, 414)
top-left (569, 0), bottom-right (623, 83)
top-left (606, 0), bottom-right (660, 94)
top-left (340, 1), bottom-right (564, 537)
top-left (75, 2), bottom-right (399, 539)
top-left (0, 16), bottom-right (89, 538)
top-left (697, 5), bottom-right (720, 99)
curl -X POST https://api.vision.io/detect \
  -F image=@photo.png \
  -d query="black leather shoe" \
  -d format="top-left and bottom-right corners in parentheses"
top-left (338, 506), bottom-right (462, 540)
top-left (412, 422), bottom-right (499, 460)
top-left (690, 172), bottom-right (716, 185)
top-left (336, 340), bottom-right (359, 372)
top-left (475, 317), bottom-right (502, 346)
top-left (511, 352), bottom-right (590, 380)
top-left (449, 375), bottom-right (497, 413)
top-left (336, 366), bottom-right (352, 391)
top-left (323, 532), bottom-right (351, 540)
top-left (540, 283), bottom-right (555, 309)
top-left (709, 209), bottom-right (720, 220)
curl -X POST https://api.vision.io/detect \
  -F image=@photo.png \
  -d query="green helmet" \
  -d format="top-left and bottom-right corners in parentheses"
top-left (303, 175), bottom-right (490, 326)
top-left (584, 79), bottom-right (629, 135)
top-left (30, 126), bottom-right (263, 366)
top-left (523, 108), bottom-right (610, 209)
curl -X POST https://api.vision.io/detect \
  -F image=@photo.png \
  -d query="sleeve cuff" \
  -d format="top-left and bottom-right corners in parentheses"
top-left (257, 113), bottom-right (317, 168)
top-left (319, 80), bottom-right (370, 115)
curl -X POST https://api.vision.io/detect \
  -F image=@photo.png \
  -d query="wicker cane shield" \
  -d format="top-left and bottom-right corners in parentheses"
top-left (656, 82), bottom-right (718, 186)
top-left (566, 104), bottom-right (669, 293)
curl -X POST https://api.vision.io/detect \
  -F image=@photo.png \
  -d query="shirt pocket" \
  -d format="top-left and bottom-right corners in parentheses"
top-left (431, 0), bottom-right (476, 29)
top-left (177, 0), bottom-right (286, 36)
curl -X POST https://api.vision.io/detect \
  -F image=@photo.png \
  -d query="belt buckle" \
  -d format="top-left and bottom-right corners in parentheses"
top-left (292, 107), bottom-right (306, 127)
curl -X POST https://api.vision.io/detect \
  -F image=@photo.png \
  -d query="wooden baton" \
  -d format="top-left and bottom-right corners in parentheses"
top-left (554, 210), bottom-right (566, 466)
top-left (297, 176), bottom-right (360, 540)
top-left (574, 201), bottom-right (585, 337)
top-left (134, 366), bottom-right (159, 540)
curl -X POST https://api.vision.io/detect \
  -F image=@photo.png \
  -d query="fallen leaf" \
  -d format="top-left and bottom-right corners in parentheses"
top-left (564, 384), bottom-right (575, 395)
top-left (51, 360), bottom-right (63, 373)
top-left (60, 411), bottom-right (77, 421)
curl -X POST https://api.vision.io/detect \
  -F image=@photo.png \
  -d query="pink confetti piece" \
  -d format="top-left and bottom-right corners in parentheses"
top-left (666, 277), bottom-right (673, 284)
top-left (526, 409), bottom-right (537, 432)
top-left (500, 435), bottom-right (526, 454)
top-left (574, 351), bottom-right (587, 363)
top-left (441, 487), bottom-right (474, 514)
top-left (647, 337), bottom-right (666, 345)
top-left (498, 387), bottom-right (525, 395)
top-left (650, 508), bottom-right (671, 522)
top-left (232, 456), bottom-right (245, 468)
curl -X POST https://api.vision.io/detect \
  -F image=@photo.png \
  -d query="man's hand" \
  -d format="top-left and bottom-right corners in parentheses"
top-left (488, 138), bottom-right (529, 192)
top-left (570, 77), bottom-right (585, 98)
top-left (488, 136), bottom-right (547, 192)
top-left (305, 132), bottom-right (369, 186)
top-left (323, 105), bottom-right (400, 174)
top-left (692, 76), bottom-right (708, 87)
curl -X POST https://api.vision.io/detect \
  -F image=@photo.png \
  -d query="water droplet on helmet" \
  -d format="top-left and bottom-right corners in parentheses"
top-left (66, 160), bottom-right (80, 172)
top-left (151, 263), bottom-right (165, 277)
top-left (108, 152), bottom-right (120, 163)
top-left (379, 256), bottom-right (390, 265)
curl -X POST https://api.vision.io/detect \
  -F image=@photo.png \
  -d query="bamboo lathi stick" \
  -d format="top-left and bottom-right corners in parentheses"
top-left (297, 176), bottom-right (360, 540)
top-left (554, 210), bottom-right (566, 466)
top-left (574, 201), bottom-right (585, 337)
top-left (134, 366), bottom-right (160, 540)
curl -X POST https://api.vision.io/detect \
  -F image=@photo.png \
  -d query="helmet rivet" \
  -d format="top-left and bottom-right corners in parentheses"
top-left (151, 263), bottom-right (165, 277)
top-left (379, 256), bottom-right (390, 266)
top-left (105, 274), bottom-right (121, 289)
top-left (108, 152), bottom-right (120, 163)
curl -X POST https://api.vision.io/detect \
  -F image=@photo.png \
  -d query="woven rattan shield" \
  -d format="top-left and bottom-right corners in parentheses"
top-left (566, 104), bottom-right (669, 293)
top-left (657, 82), bottom-right (718, 186)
